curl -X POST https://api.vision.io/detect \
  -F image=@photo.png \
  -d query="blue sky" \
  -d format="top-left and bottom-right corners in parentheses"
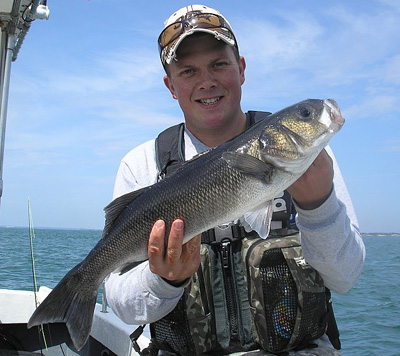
top-left (1, 0), bottom-right (399, 233)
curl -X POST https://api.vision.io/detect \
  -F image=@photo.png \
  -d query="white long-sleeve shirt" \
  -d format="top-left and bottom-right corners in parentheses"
top-left (105, 125), bottom-right (365, 334)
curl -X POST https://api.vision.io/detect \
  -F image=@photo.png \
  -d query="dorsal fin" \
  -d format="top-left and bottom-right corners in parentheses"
top-left (102, 187), bottom-right (149, 238)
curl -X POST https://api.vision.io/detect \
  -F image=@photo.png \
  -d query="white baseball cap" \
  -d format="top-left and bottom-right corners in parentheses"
top-left (158, 5), bottom-right (238, 66)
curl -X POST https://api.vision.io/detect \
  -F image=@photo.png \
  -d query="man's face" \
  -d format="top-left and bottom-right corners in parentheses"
top-left (164, 34), bottom-right (246, 137)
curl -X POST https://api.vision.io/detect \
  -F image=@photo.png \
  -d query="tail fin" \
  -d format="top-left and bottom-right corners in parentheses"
top-left (27, 265), bottom-right (97, 351)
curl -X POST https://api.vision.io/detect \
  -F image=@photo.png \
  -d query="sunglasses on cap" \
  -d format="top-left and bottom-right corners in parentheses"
top-left (158, 12), bottom-right (237, 60)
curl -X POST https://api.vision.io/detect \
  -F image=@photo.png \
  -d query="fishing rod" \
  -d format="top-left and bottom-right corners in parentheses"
top-left (28, 198), bottom-right (48, 352)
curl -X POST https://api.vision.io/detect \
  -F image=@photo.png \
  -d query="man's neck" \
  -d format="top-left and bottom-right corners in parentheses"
top-left (186, 113), bottom-right (247, 148)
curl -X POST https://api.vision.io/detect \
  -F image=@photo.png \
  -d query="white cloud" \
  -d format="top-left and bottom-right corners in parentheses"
top-left (236, 3), bottom-right (399, 83)
top-left (237, 12), bottom-right (323, 73)
top-left (342, 95), bottom-right (399, 121)
top-left (37, 48), bottom-right (163, 96)
top-left (383, 55), bottom-right (400, 85)
top-left (380, 139), bottom-right (400, 153)
top-left (7, 44), bottom-right (183, 172)
top-left (377, 0), bottom-right (400, 12)
top-left (232, 2), bottom-right (400, 118)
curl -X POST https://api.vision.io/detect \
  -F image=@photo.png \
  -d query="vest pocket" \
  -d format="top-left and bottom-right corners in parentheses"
top-left (243, 234), bottom-right (328, 353)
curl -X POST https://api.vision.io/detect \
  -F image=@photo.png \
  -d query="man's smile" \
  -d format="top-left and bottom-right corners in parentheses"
top-left (197, 97), bottom-right (222, 106)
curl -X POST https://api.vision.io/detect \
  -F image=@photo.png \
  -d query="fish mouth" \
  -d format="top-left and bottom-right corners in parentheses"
top-left (324, 99), bottom-right (345, 130)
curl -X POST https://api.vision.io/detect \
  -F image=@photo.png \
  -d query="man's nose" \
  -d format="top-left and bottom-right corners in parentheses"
top-left (198, 69), bottom-right (216, 90)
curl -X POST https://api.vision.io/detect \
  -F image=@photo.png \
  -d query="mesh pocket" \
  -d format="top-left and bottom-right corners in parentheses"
top-left (150, 297), bottom-right (196, 355)
top-left (260, 248), bottom-right (297, 352)
top-left (244, 235), bottom-right (328, 353)
top-left (294, 291), bottom-right (327, 344)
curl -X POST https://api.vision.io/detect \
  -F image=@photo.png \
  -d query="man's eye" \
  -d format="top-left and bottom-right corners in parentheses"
top-left (182, 68), bottom-right (194, 75)
top-left (214, 62), bottom-right (227, 67)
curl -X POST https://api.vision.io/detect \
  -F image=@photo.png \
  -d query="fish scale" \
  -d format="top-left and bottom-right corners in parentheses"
top-left (28, 99), bottom-right (344, 351)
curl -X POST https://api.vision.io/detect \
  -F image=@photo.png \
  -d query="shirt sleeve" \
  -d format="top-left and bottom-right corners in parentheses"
top-left (295, 146), bottom-right (366, 294)
top-left (105, 262), bottom-right (186, 324)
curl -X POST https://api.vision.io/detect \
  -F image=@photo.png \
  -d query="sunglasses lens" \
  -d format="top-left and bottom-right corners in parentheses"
top-left (194, 14), bottom-right (222, 27)
top-left (159, 23), bottom-right (183, 49)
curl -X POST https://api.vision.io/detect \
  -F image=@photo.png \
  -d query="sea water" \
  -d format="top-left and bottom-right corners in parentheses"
top-left (0, 227), bottom-right (399, 355)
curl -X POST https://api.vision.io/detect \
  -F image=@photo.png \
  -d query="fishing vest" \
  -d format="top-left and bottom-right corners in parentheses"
top-left (133, 112), bottom-right (341, 356)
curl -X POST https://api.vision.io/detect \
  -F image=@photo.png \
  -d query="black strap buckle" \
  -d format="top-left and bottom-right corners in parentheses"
top-left (130, 325), bottom-right (154, 355)
top-left (130, 326), bottom-right (160, 356)
top-left (202, 223), bottom-right (247, 244)
top-left (130, 325), bottom-right (145, 353)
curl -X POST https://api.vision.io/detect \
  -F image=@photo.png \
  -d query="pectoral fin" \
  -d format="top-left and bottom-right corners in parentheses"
top-left (243, 200), bottom-right (274, 238)
top-left (222, 152), bottom-right (274, 183)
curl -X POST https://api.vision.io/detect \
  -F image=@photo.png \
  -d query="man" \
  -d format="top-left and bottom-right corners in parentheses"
top-left (105, 5), bottom-right (365, 355)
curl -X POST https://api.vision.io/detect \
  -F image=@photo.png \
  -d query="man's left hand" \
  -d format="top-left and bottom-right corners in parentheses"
top-left (287, 149), bottom-right (334, 210)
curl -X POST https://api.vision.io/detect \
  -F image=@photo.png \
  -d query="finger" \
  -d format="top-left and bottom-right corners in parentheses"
top-left (185, 234), bottom-right (201, 254)
top-left (184, 234), bottom-right (202, 270)
top-left (148, 220), bottom-right (165, 258)
top-left (166, 219), bottom-right (185, 262)
top-left (312, 149), bottom-right (334, 180)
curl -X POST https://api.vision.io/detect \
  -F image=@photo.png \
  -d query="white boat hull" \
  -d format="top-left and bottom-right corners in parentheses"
top-left (0, 287), bottom-right (149, 355)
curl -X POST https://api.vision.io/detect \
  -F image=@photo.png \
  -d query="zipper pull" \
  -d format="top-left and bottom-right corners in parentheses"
top-left (221, 241), bottom-right (230, 269)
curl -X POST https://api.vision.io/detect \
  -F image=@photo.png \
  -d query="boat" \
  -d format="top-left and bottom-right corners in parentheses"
top-left (0, 2), bottom-right (149, 354)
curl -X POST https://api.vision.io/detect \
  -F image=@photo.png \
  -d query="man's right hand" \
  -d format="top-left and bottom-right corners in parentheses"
top-left (148, 219), bottom-right (201, 286)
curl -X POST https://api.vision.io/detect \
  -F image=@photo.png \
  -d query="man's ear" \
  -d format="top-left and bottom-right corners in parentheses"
top-left (239, 56), bottom-right (246, 85)
top-left (164, 75), bottom-right (177, 99)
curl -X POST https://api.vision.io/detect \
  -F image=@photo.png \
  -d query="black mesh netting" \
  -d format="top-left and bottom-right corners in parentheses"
top-left (150, 297), bottom-right (195, 355)
top-left (260, 248), bottom-right (298, 352)
top-left (259, 248), bottom-right (327, 352)
top-left (296, 291), bottom-right (327, 343)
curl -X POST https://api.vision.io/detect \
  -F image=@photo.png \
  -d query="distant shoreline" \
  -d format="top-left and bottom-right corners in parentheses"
top-left (0, 225), bottom-right (102, 232)
top-left (361, 233), bottom-right (400, 237)
top-left (1, 226), bottom-right (399, 236)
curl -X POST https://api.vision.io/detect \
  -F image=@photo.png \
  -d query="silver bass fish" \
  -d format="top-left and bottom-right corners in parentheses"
top-left (28, 99), bottom-right (344, 350)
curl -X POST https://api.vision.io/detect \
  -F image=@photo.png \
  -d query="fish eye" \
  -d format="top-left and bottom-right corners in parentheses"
top-left (297, 105), bottom-right (313, 120)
